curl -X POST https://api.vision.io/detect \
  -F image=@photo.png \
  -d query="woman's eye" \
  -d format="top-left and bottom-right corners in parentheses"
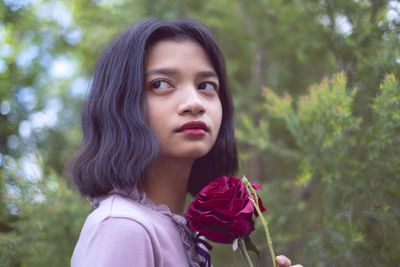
top-left (198, 82), bottom-right (217, 92)
top-left (151, 80), bottom-right (173, 90)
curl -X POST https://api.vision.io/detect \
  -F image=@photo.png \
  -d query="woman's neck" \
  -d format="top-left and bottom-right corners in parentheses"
top-left (139, 157), bottom-right (194, 215)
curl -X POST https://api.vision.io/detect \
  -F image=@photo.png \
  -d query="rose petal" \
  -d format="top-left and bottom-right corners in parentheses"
top-left (230, 212), bottom-right (255, 237)
top-left (185, 175), bottom-right (260, 244)
top-left (189, 214), bottom-right (232, 229)
top-left (251, 183), bottom-right (263, 190)
top-left (193, 226), bottom-right (235, 244)
top-left (254, 195), bottom-right (267, 217)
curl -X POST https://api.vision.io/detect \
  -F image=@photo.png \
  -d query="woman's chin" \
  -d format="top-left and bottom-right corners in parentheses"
top-left (160, 147), bottom-right (212, 161)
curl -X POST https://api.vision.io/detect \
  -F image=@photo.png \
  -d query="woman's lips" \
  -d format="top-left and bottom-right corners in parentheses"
top-left (176, 121), bottom-right (208, 136)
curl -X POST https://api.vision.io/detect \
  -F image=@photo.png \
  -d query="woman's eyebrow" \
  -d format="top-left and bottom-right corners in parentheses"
top-left (146, 68), bottom-right (218, 80)
top-left (146, 68), bottom-right (178, 77)
top-left (197, 71), bottom-right (218, 79)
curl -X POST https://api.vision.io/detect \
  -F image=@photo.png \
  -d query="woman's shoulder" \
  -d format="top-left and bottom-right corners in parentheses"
top-left (72, 194), bottom-right (189, 266)
top-left (72, 199), bottom-right (158, 267)
top-left (87, 194), bottom-right (171, 228)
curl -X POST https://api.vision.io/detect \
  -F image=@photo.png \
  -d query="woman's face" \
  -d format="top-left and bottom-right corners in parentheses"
top-left (145, 39), bottom-right (222, 160)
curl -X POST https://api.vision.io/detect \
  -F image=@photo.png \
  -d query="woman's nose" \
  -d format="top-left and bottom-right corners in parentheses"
top-left (177, 88), bottom-right (206, 115)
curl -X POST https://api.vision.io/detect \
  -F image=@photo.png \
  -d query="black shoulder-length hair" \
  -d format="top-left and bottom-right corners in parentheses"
top-left (66, 18), bottom-right (238, 197)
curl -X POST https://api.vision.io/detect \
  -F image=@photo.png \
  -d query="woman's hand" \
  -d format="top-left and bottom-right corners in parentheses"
top-left (276, 255), bottom-right (303, 267)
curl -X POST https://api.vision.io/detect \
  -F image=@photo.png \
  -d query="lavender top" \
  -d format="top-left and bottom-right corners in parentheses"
top-left (71, 188), bottom-right (207, 267)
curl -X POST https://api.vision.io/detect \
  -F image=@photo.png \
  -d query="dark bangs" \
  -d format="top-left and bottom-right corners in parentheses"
top-left (66, 18), bottom-right (238, 197)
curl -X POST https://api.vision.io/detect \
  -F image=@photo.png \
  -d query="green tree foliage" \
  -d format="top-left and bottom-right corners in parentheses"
top-left (248, 73), bottom-right (399, 266)
top-left (0, 158), bottom-right (90, 266)
top-left (1, 0), bottom-right (399, 266)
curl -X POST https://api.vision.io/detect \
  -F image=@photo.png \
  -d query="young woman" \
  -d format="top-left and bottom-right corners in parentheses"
top-left (68, 18), bottom-right (301, 267)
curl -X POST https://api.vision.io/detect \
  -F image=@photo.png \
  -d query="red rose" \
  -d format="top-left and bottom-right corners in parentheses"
top-left (185, 176), bottom-right (266, 244)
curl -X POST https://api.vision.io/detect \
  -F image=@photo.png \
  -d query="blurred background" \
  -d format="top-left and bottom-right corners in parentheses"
top-left (0, 0), bottom-right (399, 266)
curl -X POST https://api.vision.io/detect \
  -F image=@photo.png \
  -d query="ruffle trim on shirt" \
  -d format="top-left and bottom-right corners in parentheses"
top-left (88, 187), bottom-right (206, 267)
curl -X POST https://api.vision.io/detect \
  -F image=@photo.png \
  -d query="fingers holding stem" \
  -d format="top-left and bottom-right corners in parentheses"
top-left (276, 255), bottom-right (303, 267)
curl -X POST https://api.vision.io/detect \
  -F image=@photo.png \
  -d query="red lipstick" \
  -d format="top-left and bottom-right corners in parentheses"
top-left (176, 121), bottom-right (208, 136)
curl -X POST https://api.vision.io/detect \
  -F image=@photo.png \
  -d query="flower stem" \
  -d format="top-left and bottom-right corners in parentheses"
top-left (238, 238), bottom-right (254, 267)
top-left (243, 177), bottom-right (277, 267)
top-left (254, 203), bottom-right (276, 267)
